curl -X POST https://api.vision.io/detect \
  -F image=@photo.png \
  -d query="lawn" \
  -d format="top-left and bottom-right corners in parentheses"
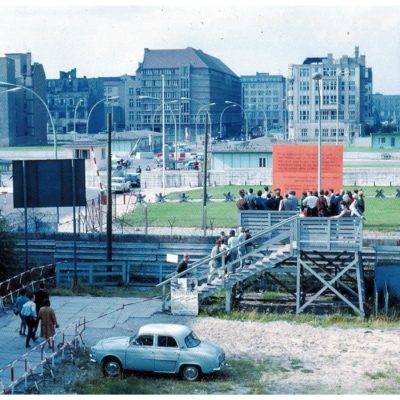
top-left (0, 145), bottom-right (57, 151)
top-left (123, 185), bottom-right (400, 231)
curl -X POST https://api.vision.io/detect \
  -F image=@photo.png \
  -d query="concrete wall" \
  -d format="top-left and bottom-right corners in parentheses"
top-left (140, 167), bottom-right (400, 189)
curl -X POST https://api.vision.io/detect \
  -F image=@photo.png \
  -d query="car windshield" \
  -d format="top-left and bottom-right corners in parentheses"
top-left (184, 331), bottom-right (201, 348)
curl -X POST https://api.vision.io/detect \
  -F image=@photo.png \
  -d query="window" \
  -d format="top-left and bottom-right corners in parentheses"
top-left (348, 81), bottom-right (355, 91)
top-left (330, 81), bottom-right (337, 90)
top-left (128, 88), bottom-right (135, 96)
top-left (378, 137), bottom-right (386, 144)
top-left (331, 110), bottom-right (337, 120)
top-left (301, 128), bottom-right (308, 137)
top-left (315, 111), bottom-right (319, 120)
top-left (322, 111), bottom-right (329, 120)
top-left (300, 81), bottom-right (309, 91)
top-left (259, 157), bottom-right (266, 167)
top-left (323, 81), bottom-right (330, 91)
top-left (349, 110), bottom-right (356, 120)
top-left (349, 68), bottom-right (355, 76)
top-left (300, 95), bottom-right (309, 105)
top-left (331, 129), bottom-right (336, 137)
top-left (349, 95), bottom-right (356, 105)
top-left (129, 98), bottom-right (134, 107)
top-left (74, 149), bottom-right (90, 159)
top-left (185, 332), bottom-right (201, 348)
top-left (339, 128), bottom-right (345, 136)
top-left (299, 110), bottom-right (309, 120)
top-left (136, 335), bottom-right (154, 346)
top-left (322, 128), bottom-right (329, 137)
top-left (323, 95), bottom-right (330, 105)
top-left (299, 68), bottom-right (309, 77)
top-left (129, 111), bottom-right (134, 122)
top-left (340, 95), bottom-right (345, 105)
top-left (330, 95), bottom-right (337, 104)
top-left (144, 115), bottom-right (151, 124)
top-left (314, 129), bottom-right (319, 137)
top-left (340, 81), bottom-right (345, 91)
top-left (157, 336), bottom-right (178, 348)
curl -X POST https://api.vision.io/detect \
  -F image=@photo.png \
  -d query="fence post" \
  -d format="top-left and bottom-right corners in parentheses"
top-left (374, 280), bottom-right (379, 318)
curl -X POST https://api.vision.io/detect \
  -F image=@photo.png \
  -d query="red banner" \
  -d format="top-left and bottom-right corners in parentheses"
top-left (272, 144), bottom-right (343, 194)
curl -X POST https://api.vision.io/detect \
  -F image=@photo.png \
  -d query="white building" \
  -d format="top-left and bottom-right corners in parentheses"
top-left (287, 46), bottom-right (373, 143)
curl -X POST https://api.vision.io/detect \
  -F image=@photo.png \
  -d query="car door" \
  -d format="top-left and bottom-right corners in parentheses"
top-left (154, 335), bottom-right (181, 373)
top-left (125, 335), bottom-right (155, 371)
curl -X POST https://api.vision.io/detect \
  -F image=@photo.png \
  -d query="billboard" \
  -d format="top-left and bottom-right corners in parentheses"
top-left (13, 159), bottom-right (86, 208)
top-left (272, 144), bottom-right (343, 194)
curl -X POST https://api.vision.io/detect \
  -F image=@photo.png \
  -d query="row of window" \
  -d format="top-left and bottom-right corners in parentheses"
top-left (300, 128), bottom-right (346, 137)
top-left (295, 94), bottom-right (357, 106)
top-left (299, 67), bottom-right (356, 77)
top-left (294, 110), bottom-right (357, 121)
top-left (298, 80), bottom-right (356, 92)
top-left (243, 89), bottom-right (280, 96)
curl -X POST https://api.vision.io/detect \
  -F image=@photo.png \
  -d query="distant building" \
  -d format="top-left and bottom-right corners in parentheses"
top-left (98, 74), bottom-right (140, 132)
top-left (287, 46), bottom-right (373, 143)
top-left (136, 47), bottom-right (242, 143)
top-left (0, 52), bottom-right (47, 146)
top-left (373, 93), bottom-right (400, 125)
top-left (370, 131), bottom-right (400, 149)
top-left (211, 137), bottom-right (273, 170)
top-left (241, 73), bottom-right (286, 136)
top-left (47, 69), bottom-right (104, 134)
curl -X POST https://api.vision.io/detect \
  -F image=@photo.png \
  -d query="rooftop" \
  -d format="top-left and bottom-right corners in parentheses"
top-left (211, 136), bottom-right (273, 153)
top-left (140, 47), bottom-right (238, 77)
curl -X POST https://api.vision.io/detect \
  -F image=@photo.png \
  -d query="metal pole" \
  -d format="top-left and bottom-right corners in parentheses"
top-left (106, 113), bottom-right (113, 262)
top-left (72, 159), bottom-right (78, 288)
top-left (23, 161), bottom-right (28, 271)
top-left (202, 112), bottom-right (209, 236)
top-left (336, 76), bottom-right (339, 145)
top-left (317, 80), bottom-right (322, 193)
top-left (73, 99), bottom-right (83, 142)
top-left (161, 74), bottom-right (166, 195)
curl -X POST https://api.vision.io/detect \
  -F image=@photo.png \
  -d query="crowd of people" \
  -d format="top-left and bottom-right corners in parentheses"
top-left (236, 186), bottom-right (366, 219)
top-left (13, 283), bottom-right (58, 348)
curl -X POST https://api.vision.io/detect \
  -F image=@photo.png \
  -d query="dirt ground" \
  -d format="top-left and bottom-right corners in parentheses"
top-left (33, 315), bottom-right (400, 395)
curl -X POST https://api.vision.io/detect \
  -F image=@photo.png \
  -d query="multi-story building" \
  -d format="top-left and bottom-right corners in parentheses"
top-left (241, 73), bottom-right (286, 136)
top-left (136, 47), bottom-right (241, 143)
top-left (99, 74), bottom-right (140, 132)
top-left (47, 69), bottom-right (104, 134)
top-left (373, 93), bottom-right (400, 125)
top-left (0, 52), bottom-right (47, 146)
top-left (287, 46), bottom-right (373, 142)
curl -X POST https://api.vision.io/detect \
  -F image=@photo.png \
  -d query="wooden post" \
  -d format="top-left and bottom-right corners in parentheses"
top-left (373, 280), bottom-right (379, 318)
top-left (296, 255), bottom-right (301, 314)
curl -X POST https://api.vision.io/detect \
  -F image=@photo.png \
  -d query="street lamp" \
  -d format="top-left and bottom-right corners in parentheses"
top-left (225, 100), bottom-right (249, 140)
top-left (86, 96), bottom-right (119, 134)
top-left (195, 103), bottom-right (216, 144)
top-left (312, 72), bottom-right (322, 193)
top-left (181, 97), bottom-right (215, 145)
top-left (73, 98), bottom-right (84, 141)
top-left (219, 104), bottom-right (237, 138)
top-left (0, 81), bottom-right (57, 158)
top-left (282, 98), bottom-right (287, 140)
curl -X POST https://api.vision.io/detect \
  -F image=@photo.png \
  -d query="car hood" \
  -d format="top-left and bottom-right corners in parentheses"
top-left (94, 336), bottom-right (130, 350)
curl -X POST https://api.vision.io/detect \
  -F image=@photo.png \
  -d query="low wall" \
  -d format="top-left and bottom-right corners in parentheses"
top-left (140, 167), bottom-right (400, 189)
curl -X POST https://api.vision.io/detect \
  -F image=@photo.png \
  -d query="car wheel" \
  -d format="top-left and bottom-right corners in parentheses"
top-left (181, 364), bottom-right (201, 381)
top-left (102, 357), bottom-right (123, 378)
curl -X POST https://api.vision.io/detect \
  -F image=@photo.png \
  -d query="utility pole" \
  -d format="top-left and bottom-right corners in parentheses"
top-left (106, 113), bottom-right (113, 262)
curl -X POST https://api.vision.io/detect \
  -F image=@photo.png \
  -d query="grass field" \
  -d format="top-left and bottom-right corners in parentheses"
top-left (0, 145), bottom-right (57, 151)
top-left (123, 185), bottom-right (400, 231)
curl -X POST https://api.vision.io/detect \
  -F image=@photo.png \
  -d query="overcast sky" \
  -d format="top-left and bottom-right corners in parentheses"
top-left (0, 3), bottom-right (399, 94)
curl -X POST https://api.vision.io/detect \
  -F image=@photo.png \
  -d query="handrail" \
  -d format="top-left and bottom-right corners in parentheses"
top-left (156, 214), bottom-right (299, 288)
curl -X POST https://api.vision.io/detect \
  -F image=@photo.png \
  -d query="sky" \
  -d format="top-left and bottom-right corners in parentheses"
top-left (0, 2), bottom-right (400, 93)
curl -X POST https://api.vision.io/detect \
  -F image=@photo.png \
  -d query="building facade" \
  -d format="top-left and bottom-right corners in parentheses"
top-left (47, 69), bottom-right (104, 134)
top-left (373, 93), bottom-right (400, 125)
top-left (241, 73), bottom-right (286, 136)
top-left (287, 46), bottom-right (373, 143)
top-left (136, 47), bottom-right (242, 144)
top-left (99, 74), bottom-right (140, 132)
top-left (0, 53), bottom-right (47, 146)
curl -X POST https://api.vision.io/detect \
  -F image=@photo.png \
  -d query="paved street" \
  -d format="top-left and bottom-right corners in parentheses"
top-left (0, 296), bottom-right (163, 391)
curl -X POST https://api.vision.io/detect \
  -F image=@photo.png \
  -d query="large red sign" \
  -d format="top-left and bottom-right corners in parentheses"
top-left (272, 144), bottom-right (343, 194)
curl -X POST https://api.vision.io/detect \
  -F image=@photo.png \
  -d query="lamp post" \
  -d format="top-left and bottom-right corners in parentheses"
top-left (195, 104), bottom-right (215, 144)
top-left (150, 100), bottom-right (178, 162)
top-left (0, 81), bottom-right (57, 158)
top-left (312, 72), bottom-right (322, 193)
top-left (225, 100), bottom-right (249, 140)
top-left (86, 96), bottom-right (119, 134)
top-left (73, 98), bottom-right (84, 141)
top-left (282, 98), bottom-right (286, 140)
top-left (181, 97), bottom-right (215, 145)
top-left (219, 104), bottom-right (237, 139)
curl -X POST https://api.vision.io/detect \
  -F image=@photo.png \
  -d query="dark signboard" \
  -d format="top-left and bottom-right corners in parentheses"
top-left (13, 159), bottom-right (86, 208)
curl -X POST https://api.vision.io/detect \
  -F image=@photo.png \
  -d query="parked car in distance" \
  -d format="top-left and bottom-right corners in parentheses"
top-left (125, 173), bottom-right (140, 188)
top-left (111, 177), bottom-right (130, 193)
top-left (90, 323), bottom-right (225, 381)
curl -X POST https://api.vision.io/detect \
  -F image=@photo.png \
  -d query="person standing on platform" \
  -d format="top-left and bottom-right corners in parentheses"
top-left (176, 254), bottom-right (190, 278)
top-left (20, 293), bottom-right (37, 348)
top-left (38, 299), bottom-right (59, 341)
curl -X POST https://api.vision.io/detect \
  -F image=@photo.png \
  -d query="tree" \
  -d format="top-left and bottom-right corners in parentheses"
top-left (0, 215), bottom-right (18, 278)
